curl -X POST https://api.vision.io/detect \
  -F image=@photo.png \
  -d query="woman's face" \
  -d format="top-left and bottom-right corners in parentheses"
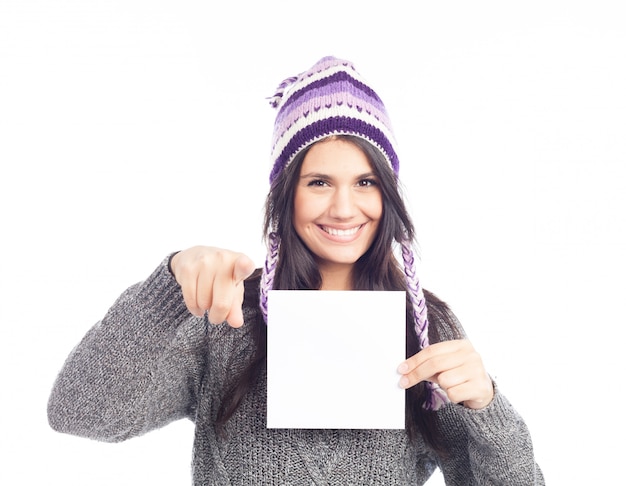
top-left (293, 138), bottom-right (383, 282)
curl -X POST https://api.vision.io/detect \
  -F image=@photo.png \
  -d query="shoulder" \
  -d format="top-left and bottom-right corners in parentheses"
top-left (424, 289), bottom-right (453, 323)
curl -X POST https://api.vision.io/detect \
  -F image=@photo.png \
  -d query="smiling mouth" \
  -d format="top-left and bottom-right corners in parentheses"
top-left (320, 225), bottom-right (363, 237)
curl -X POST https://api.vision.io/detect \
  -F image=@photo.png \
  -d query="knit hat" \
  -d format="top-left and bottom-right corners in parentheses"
top-left (260, 56), bottom-right (448, 411)
top-left (268, 56), bottom-right (399, 184)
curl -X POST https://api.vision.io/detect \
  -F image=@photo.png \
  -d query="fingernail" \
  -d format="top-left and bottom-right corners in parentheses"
top-left (398, 376), bottom-right (409, 389)
top-left (397, 363), bottom-right (409, 374)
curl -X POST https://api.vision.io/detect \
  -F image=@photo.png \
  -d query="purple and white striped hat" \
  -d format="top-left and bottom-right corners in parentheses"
top-left (267, 56), bottom-right (400, 184)
top-left (261, 56), bottom-right (448, 411)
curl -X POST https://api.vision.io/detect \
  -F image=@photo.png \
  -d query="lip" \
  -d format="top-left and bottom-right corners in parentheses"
top-left (317, 224), bottom-right (365, 242)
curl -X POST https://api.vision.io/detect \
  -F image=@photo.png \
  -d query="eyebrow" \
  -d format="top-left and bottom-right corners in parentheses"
top-left (299, 171), bottom-right (378, 179)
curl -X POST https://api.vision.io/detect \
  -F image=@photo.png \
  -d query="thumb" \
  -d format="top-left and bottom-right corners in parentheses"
top-left (233, 254), bottom-right (255, 283)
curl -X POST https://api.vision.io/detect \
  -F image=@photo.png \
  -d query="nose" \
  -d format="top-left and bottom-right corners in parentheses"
top-left (329, 186), bottom-right (357, 219)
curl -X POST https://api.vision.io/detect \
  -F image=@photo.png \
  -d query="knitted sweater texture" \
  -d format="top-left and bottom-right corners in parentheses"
top-left (48, 257), bottom-right (544, 485)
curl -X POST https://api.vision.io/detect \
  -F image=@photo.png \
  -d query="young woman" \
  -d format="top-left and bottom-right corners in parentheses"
top-left (48, 56), bottom-right (543, 484)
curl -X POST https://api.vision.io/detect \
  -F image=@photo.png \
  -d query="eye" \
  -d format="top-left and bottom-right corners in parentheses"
top-left (357, 178), bottom-right (378, 187)
top-left (307, 179), bottom-right (329, 187)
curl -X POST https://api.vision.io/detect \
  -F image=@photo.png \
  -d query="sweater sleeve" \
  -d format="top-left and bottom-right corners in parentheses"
top-left (425, 293), bottom-right (544, 484)
top-left (47, 256), bottom-right (208, 442)
top-left (434, 387), bottom-right (544, 485)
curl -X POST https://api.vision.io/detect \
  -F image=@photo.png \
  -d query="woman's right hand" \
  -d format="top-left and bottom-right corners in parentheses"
top-left (169, 246), bottom-right (256, 328)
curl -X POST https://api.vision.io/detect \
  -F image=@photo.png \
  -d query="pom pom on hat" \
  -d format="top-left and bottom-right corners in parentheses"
top-left (268, 76), bottom-right (299, 109)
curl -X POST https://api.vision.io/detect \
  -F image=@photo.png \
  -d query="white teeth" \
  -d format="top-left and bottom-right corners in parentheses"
top-left (323, 225), bottom-right (361, 236)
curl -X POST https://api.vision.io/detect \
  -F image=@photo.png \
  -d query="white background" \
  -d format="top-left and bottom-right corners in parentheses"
top-left (1, 1), bottom-right (625, 484)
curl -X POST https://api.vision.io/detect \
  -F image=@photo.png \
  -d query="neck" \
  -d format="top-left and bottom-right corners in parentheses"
top-left (319, 265), bottom-right (353, 290)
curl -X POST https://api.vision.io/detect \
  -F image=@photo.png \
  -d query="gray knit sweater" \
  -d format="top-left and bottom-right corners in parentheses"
top-left (48, 257), bottom-right (543, 485)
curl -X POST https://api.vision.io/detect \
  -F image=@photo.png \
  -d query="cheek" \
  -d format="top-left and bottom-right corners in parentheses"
top-left (365, 194), bottom-right (383, 221)
top-left (293, 190), bottom-right (314, 231)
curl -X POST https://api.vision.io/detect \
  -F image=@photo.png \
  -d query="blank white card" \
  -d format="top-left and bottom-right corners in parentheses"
top-left (267, 290), bottom-right (405, 429)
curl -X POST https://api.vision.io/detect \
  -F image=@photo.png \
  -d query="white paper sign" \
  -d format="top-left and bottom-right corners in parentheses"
top-left (267, 290), bottom-right (406, 429)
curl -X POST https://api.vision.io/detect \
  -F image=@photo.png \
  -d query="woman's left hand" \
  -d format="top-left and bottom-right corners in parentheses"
top-left (397, 339), bottom-right (495, 409)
